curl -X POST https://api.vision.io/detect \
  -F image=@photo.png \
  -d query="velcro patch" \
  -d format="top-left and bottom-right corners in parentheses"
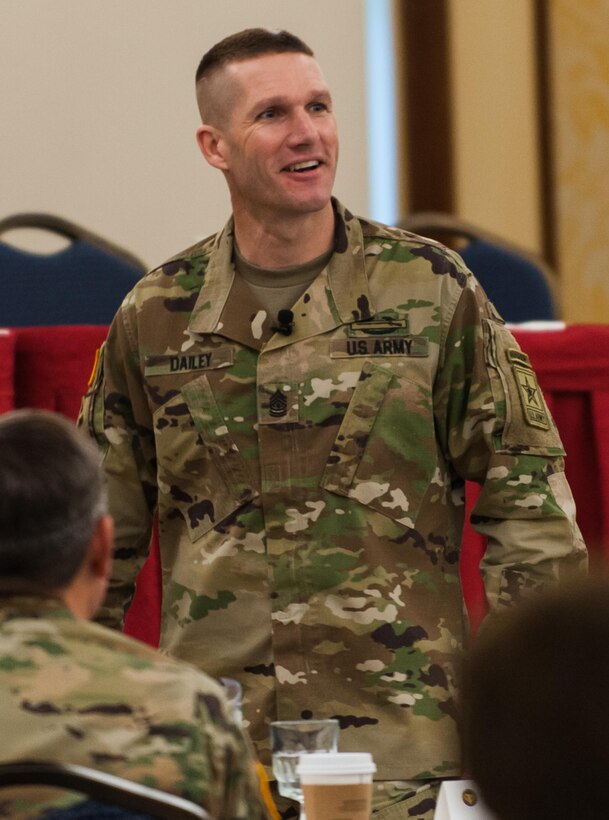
top-left (512, 363), bottom-right (550, 430)
top-left (331, 336), bottom-right (428, 358)
top-left (144, 347), bottom-right (233, 376)
top-left (348, 316), bottom-right (409, 336)
top-left (87, 346), bottom-right (103, 389)
top-left (507, 348), bottom-right (531, 367)
top-left (258, 382), bottom-right (299, 424)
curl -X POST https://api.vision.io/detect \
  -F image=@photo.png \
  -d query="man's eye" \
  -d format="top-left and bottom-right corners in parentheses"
top-left (310, 102), bottom-right (328, 113)
top-left (258, 109), bottom-right (278, 120)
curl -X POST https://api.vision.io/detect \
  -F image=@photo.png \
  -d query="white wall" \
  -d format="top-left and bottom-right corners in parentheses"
top-left (1, 0), bottom-right (369, 267)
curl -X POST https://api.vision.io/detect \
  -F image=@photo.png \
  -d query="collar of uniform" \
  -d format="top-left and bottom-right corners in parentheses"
top-left (188, 219), bottom-right (278, 348)
top-left (0, 591), bottom-right (73, 622)
top-left (326, 199), bottom-right (374, 324)
top-left (188, 218), bottom-right (236, 335)
top-left (187, 200), bottom-right (375, 342)
top-left (262, 202), bottom-right (375, 349)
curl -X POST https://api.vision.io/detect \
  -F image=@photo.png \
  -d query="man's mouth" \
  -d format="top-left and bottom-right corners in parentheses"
top-left (283, 160), bottom-right (321, 173)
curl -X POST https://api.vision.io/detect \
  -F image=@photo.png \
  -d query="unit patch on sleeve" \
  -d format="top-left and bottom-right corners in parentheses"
top-left (508, 348), bottom-right (550, 430)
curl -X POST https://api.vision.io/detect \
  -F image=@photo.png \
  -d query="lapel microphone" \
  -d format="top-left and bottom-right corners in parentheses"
top-left (272, 309), bottom-right (294, 336)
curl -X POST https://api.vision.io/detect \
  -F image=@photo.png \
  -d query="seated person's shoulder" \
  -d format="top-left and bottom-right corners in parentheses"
top-left (65, 619), bottom-right (229, 713)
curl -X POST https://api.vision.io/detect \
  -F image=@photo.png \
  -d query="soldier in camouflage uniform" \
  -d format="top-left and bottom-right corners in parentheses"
top-left (79, 29), bottom-right (586, 818)
top-left (0, 410), bottom-right (267, 819)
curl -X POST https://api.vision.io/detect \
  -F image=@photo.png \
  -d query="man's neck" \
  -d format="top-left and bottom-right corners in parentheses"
top-left (232, 201), bottom-right (335, 269)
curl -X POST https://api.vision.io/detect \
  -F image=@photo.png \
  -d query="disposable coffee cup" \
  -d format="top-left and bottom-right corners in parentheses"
top-left (297, 752), bottom-right (376, 820)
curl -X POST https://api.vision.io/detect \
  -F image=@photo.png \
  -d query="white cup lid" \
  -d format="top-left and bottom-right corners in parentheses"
top-left (297, 752), bottom-right (376, 776)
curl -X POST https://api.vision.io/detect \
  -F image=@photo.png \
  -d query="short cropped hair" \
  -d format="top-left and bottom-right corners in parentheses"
top-left (0, 410), bottom-right (107, 590)
top-left (464, 580), bottom-right (609, 820)
top-left (195, 28), bottom-right (314, 85)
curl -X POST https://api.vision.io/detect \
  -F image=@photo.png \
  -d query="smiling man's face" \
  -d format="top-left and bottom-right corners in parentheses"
top-left (202, 51), bottom-right (339, 226)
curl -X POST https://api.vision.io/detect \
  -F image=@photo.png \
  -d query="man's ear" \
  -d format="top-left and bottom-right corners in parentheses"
top-left (89, 514), bottom-right (114, 581)
top-left (196, 125), bottom-right (229, 171)
top-left (62, 515), bottom-right (114, 620)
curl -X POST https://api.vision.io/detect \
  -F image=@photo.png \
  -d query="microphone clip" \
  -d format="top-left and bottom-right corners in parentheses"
top-left (271, 309), bottom-right (294, 336)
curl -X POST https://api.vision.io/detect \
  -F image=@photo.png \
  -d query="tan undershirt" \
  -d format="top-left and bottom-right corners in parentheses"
top-left (233, 246), bottom-right (332, 318)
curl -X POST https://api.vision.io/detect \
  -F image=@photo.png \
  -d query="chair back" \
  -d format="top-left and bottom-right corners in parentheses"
top-left (0, 761), bottom-right (210, 819)
top-left (398, 211), bottom-right (558, 323)
top-left (0, 213), bottom-right (146, 326)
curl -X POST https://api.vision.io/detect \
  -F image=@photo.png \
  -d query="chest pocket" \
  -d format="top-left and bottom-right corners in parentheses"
top-left (153, 374), bottom-right (257, 542)
top-left (320, 361), bottom-right (438, 528)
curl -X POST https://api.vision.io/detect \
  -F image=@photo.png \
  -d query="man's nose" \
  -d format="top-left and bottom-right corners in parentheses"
top-left (286, 109), bottom-right (317, 145)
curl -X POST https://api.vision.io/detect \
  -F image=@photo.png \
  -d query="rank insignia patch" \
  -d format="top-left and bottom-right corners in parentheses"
top-left (258, 382), bottom-right (299, 424)
top-left (269, 389), bottom-right (288, 418)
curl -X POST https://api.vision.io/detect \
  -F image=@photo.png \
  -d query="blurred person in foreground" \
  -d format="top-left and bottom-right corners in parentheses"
top-left (464, 579), bottom-right (609, 820)
top-left (0, 409), bottom-right (268, 819)
top-left (80, 27), bottom-right (586, 818)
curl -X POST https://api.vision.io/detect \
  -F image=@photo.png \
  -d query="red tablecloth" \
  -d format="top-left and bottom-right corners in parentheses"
top-left (516, 324), bottom-right (609, 554)
top-left (0, 330), bottom-right (15, 413)
top-left (461, 324), bottom-right (609, 628)
top-left (1, 324), bottom-right (608, 641)
top-left (11, 325), bottom-right (109, 418)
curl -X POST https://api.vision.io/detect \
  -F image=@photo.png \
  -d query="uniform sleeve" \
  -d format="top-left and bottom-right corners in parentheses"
top-left (195, 690), bottom-right (271, 819)
top-left (434, 274), bottom-right (587, 611)
top-left (78, 297), bottom-right (157, 630)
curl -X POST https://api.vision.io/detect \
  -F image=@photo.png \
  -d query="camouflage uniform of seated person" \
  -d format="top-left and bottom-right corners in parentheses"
top-left (0, 410), bottom-right (268, 820)
top-left (80, 28), bottom-right (587, 819)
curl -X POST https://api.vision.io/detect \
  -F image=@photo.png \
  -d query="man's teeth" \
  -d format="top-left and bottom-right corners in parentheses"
top-left (286, 161), bottom-right (320, 172)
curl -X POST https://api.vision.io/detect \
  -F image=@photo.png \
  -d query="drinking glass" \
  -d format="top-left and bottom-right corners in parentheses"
top-left (270, 719), bottom-right (339, 819)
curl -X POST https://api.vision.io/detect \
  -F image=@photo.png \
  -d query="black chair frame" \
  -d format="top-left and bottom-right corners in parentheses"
top-left (0, 761), bottom-right (210, 819)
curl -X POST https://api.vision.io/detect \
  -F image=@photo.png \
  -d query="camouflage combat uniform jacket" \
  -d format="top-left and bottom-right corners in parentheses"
top-left (0, 594), bottom-right (267, 819)
top-left (81, 199), bottom-right (586, 781)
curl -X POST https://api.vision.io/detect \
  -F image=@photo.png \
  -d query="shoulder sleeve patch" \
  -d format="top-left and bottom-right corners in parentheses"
top-left (511, 361), bottom-right (550, 430)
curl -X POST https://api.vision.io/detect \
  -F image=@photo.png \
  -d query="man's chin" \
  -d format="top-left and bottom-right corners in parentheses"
top-left (282, 192), bottom-right (334, 216)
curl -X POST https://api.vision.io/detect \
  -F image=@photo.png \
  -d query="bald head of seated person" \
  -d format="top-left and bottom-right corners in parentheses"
top-left (0, 410), bottom-right (267, 819)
